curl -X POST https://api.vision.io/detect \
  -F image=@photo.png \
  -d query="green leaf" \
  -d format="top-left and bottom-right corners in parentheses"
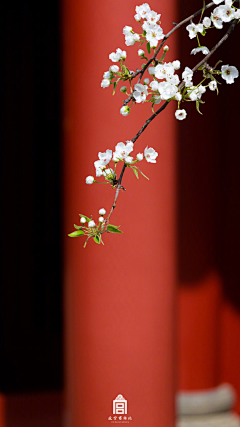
top-left (94, 235), bottom-right (101, 244)
top-left (74, 224), bottom-right (83, 230)
top-left (79, 214), bottom-right (91, 222)
top-left (147, 42), bottom-right (151, 54)
top-left (196, 100), bottom-right (203, 115)
top-left (83, 237), bottom-right (90, 248)
top-left (137, 168), bottom-right (149, 180)
top-left (113, 81), bottom-right (117, 95)
top-left (107, 225), bottom-right (123, 234)
top-left (132, 167), bottom-right (139, 179)
top-left (68, 230), bottom-right (85, 237)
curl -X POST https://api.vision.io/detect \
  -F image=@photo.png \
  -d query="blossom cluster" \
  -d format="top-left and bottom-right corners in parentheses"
top-left (100, 1), bottom-right (239, 122)
top-left (186, 0), bottom-right (240, 36)
top-left (68, 209), bottom-right (123, 247)
top-left (86, 142), bottom-right (158, 186)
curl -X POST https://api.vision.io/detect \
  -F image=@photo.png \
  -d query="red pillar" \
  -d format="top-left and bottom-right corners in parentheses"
top-left (63, 1), bottom-right (177, 426)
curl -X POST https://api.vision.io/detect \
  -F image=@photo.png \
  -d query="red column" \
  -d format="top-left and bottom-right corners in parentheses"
top-left (62, 1), bottom-right (177, 426)
top-left (178, 272), bottom-right (222, 390)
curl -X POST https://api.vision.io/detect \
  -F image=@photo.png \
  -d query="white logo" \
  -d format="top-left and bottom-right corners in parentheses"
top-left (113, 394), bottom-right (127, 415)
top-left (108, 394), bottom-right (132, 423)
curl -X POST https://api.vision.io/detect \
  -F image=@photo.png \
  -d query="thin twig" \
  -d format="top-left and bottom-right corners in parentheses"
top-left (105, 18), bottom-right (239, 226)
top-left (123, 1), bottom-right (215, 106)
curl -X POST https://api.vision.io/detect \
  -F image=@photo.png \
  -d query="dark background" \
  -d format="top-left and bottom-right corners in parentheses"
top-left (0, 0), bottom-right (63, 392)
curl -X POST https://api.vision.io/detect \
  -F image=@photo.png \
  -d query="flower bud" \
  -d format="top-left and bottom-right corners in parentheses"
top-left (86, 176), bottom-right (94, 184)
top-left (80, 217), bottom-right (86, 224)
top-left (99, 217), bottom-right (104, 223)
top-left (138, 49), bottom-right (145, 56)
top-left (163, 45), bottom-right (169, 52)
top-left (175, 92), bottom-right (182, 101)
top-left (148, 67), bottom-right (155, 75)
top-left (120, 86), bottom-right (127, 93)
top-left (172, 60), bottom-right (180, 70)
top-left (143, 78), bottom-right (149, 85)
top-left (110, 65), bottom-right (119, 73)
top-left (88, 220), bottom-right (96, 228)
top-left (120, 106), bottom-right (130, 116)
top-left (137, 153), bottom-right (143, 161)
top-left (99, 208), bottom-right (106, 215)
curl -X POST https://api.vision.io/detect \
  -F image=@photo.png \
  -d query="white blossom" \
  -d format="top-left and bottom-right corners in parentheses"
top-left (144, 146), bottom-right (158, 163)
top-left (150, 80), bottom-right (159, 91)
top-left (217, 4), bottom-right (235, 21)
top-left (99, 217), bottom-right (104, 223)
top-left (155, 62), bottom-right (175, 80)
top-left (103, 71), bottom-right (110, 79)
top-left (146, 24), bottom-right (164, 47)
top-left (198, 85), bottom-right (206, 95)
top-left (113, 141), bottom-right (134, 162)
top-left (86, 176), bottom-right (94, 185)
top-left (134, 13), bottom-right (141, 21)
top-left (212, 0), bottom-right (224, 3)
top-left (209, 80), bottom-right (217, 91)
top-left (133, 83), bottom-right (148, 103)
top-left (110, 65), bottom-right (119, 73)
top-left (184, 79), bottom-right (193, 88)
top-left (99, 208), bottom-right (106, 215)
top-left (163, 45), bottom-right (169, 52)
top-left (125, 33), bottom-right (140, 46)
top-left (175, 109), bottom-right (187, 120)
top-left (172, 60), bottom-right (181, 70)
top-left (98, 149), bottom-right (112, 166)
top-left (143, 78), bottom-right (150, 85)
top-left (225, 0), bottom-right (233, 6)
top-left (187, 85), bottom-right (205, 101)
top-left (211, 9), bottom-right (224, 29)
top-left (221, 64), bottom-right (239, 84)
top-left (175, 92), bottom-right (182, 101)
top-left (88, 220), bottom-right (96, 228)
top-left (123, 26), bottom-right (132, 36)
top-left (186, 23), bottom-right (204, 39)
top-left (138, 49), bottom-right (145, 56)
top-left (80, 217), bottom-right (86, 224)
top-left (137, 153), bottom-right (143, 161)
top-left (125, 156), bottom-right (134, 164)
top-left (101, 79), bottom-right (110, 88)
top-left (191, 46), bottom-right (210, 55)
top-left (182, 66), bottom-right (193, 83)
top-left (158, 82), bottom-right (178, 100)
top-left (148, 66), bottom-right (156, 75)
top-left (146, 10), bottom-right (161, 24)
top-left (95, 166), bottom-right (103, 177)
top-left (135, 3), bottom-right (151, 19)
top-left (120, 106), bottom-right (130, 116)
top-left (166, 74), bottom-right (180, 85)
top-left (203, 16), bottom-right (212, 27)
top-left (102, 168), bottom-right (115, 178)
top-left (109, 48), bottom-right (126, 62)
top-left (142, 20), bottom-right (152, 31)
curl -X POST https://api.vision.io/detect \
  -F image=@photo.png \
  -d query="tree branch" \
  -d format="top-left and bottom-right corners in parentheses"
top-left (123, 1), bottom-right (215, 106)
top-left (105, 17), bottom-right (239, 226)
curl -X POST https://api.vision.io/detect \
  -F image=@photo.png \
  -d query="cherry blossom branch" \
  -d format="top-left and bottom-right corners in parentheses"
top-left (106, 17), bottom-right (238, 225)
top-left (123, 1), bottom-right (215, 106)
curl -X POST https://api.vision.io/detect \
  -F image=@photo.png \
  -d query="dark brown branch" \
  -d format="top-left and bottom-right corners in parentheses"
top-left (123, 1), bottom-right (215, 106)
top-left (105, 17), bottom-right (239, 225)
